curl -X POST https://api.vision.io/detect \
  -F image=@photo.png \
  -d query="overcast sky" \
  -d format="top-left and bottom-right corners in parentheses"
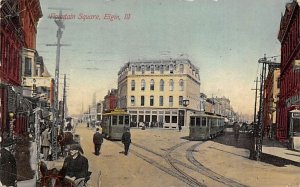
top-left (37, 0), bottom-right (290, 117)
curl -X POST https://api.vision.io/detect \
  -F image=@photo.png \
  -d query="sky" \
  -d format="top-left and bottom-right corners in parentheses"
top-left (36, 0), bottom-right (291, 117)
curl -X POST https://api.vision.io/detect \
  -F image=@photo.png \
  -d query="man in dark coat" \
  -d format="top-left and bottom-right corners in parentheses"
top-left (121, 128), bottom-right (131, 156)
top-left (93, 128), bottom-right (103, 155)
top-left (0, 137), bottom-right (17, 186)
top-left (60, 144), bottom-right (89, 186)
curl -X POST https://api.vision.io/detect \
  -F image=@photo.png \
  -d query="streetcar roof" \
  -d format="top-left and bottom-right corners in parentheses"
top-left (190, 113), bottom-right (225, 119)
top-left (103, 109), bottom-right (129, 116)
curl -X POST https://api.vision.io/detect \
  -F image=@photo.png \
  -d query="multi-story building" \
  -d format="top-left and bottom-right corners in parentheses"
top-left (277, 1), bottom-right (300, 140)
top-left (103, 89), bottom-right (118, 112)
top-left (263, 65), bottom-right (280, 137)
top-left (0, 0), bottom-right (42, 135)
top-left (118, 58), bottom-right (200, 129)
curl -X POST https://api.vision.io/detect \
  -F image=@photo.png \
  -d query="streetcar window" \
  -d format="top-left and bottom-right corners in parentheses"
top-left (190, 117), bottom-right (195, 126)
top-left (201, 117), bottom-right (207, 127)
top-left (112, 116), bottom-right (118, 125)
top-left (196, 117), bottom-right (201, 126)
top-left (119, 115), bottom-right (124, 125)
top-left (124, 115), bottom-right (130, 125)
top-left (211, 119), bottom-right (217, 127)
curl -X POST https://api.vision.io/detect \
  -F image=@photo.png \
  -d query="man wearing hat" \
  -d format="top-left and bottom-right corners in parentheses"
top-left (121, 127), bottom-right (131, 156)
top-left (93, 128), bottom-right (103, 155)
top-left (60, 144), bottom-right (89, 186)
top-left (0, 135), bottom-right (17, 187)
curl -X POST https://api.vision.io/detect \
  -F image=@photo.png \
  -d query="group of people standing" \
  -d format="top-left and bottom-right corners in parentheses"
top-left (92, 127), bottom-right (132, 156)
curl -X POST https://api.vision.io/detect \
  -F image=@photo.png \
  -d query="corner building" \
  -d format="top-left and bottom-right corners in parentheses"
top-left (118, 58), bottom-right (200, 129)
top-left (277, 1), bottom-right (300, 140)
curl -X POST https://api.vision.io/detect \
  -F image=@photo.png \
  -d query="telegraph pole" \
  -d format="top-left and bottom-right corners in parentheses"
top-left (62, 74), bottom-right (66, 127)
top-left (46, 8), bottom-right (71, 160)
top-left (255, 54), bottom-right (280, 161)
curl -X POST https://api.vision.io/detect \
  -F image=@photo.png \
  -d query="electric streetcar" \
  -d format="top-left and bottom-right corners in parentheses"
top-left (101, 109), bottom-right (130, 140)
top-left (189, 113), bottom-right (225, 140)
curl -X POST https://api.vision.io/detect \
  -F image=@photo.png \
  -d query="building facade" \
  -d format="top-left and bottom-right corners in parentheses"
top-left (263, 65), bottom-right (280, 137)
top-left (277, 1), bottom-right (300, 140)
top-left (118, 58), bottom-right (200, 129)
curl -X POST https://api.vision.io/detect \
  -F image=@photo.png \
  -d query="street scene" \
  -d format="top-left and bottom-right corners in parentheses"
top-left (1, 0), bottom-right (300, 187)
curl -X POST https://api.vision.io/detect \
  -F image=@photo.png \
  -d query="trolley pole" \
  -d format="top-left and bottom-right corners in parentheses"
top-left (250, 77), bottom-right (259, 160)
top-left (46, 8), bottom-right (71, 160)
top-left (62, 74), bottom-right (66, 127)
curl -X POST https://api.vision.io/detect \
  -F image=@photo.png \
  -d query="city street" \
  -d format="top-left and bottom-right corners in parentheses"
top-left (75, 124), bottom-right (300, 187)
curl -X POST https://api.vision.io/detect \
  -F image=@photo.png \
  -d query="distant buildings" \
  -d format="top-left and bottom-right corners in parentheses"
top-left (117, 58), bottom-right (200, 129)
top-left (277, 1), bottom-right (300, 140)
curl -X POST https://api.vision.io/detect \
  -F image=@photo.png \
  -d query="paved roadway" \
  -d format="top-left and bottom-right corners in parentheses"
top-left (75, 123), bottom-right (300, 187)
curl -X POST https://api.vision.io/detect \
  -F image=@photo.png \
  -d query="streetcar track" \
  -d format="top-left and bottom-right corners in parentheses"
top-left (186, 142), bottom-right (247, 187)
top-left (164, 141), bottom-right (206, 187)
top-left (114, 142), bottom-right (204, 187)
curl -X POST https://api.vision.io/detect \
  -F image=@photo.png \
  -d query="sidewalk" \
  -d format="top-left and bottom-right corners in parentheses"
top-left (262, 138), bottom-right (300, 163)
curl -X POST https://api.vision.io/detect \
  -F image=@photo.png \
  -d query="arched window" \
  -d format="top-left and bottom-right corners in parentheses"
top-left (160, 79), bottom-right (164, 91)
top-left (179, 79), bottom-right (184, 91)
top-left (141, 79), bottom-right (145, 91)
top-left (131, 80), bottom-right (135, 91)
top-left (169, 79), bottom-right (174, 91)
top-left (150, 79), bottom-right (154, 90)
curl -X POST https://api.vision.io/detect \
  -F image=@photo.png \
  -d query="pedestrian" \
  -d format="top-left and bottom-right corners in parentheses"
top-left (233, 122), bottom-right (240, 143)
top-left (178, 123), bottom-right (182, 132)
top-left (66, 121), bottom-right (73, 131)
top-left (41, 127), bottom-right (51, 160)
top-left (121, 127), bottom-right (131, 156)
top-left (93, 128), bottom-right (103, 155)
top-left (60, 144), bottom-right (89, 187)
top-left (0, 136), bottom-right (17, 187)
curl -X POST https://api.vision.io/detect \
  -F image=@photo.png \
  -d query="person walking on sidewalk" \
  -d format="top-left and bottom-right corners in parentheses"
top-left (93, 128), bottom-right (103, 155)
top-left (121, 128), bottom-right (131, 156)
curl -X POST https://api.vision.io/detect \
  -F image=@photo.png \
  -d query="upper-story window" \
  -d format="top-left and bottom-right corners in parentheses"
top-left (179, 64), bottom-right (184, 73)
top-left (146, 65), bottom-right (150, 71)
top-left (131, 96), bottom-right (135, 106)
top-left (170, 64), bottom-right (174, 74)
top-left (169, 96), bottom-right (173, 107)
top-left (160, 65), bottom-right (164, 74)
top-left (150, 79), bottom-right (155, 90)
top-left (159, 96), bottom-right (163, 106)
top-left (141, 65), bottom-right (145, 74)
top-left (160, 79), bottom-right (164, 91)
top-left (141, 79), bottom-right (145, 91)
top-left (132, 66), bottom-right (135, 75)
top-left (150, 95), bottom-right (154, 106)
top-left (150, 65), bottom-right (154, 74)
top-left (169, 79), bottom-right (174, 91)
top-left (141, 96), bottom-right (145, 106)
top-left (131, 80), bottom-right (135, 91)
top-left (179, 96), bottom-right (183, 106)
top-left (179, 79), bottom-right (184, 91)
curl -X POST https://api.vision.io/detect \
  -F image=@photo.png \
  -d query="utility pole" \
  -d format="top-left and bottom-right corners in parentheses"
top-left (255, 54), bottom-right (280, 161)
top-left (46, 8), bottom-right (71, 160)
top-left (62, 74), bottom-right (66, 128)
